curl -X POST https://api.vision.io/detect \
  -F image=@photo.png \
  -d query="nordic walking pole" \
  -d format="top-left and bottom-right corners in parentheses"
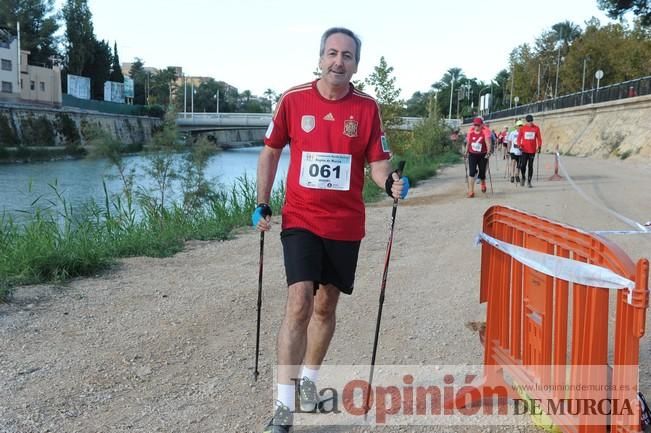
top-left (536, 150), bottom-right (540, 182)
top-left (254, 230), bottom-right (264, 381)
top-left (364, 160), bottom-right (405, 419)
top-left (487, 157), bottom-right (494, 195)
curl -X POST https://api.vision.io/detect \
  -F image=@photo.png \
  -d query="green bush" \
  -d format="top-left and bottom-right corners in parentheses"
top-left (21, 115), bottom-right (56, 146)
top-left (55, 113), bottom-right (80, 145)
top-left (0, 113), bottom-right (18, 146)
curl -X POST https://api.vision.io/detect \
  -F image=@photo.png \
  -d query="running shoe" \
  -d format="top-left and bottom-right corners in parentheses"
top-left (299, 377), bottom-right (318, 412)
top-left (263, 402), bottom-right (293, 433)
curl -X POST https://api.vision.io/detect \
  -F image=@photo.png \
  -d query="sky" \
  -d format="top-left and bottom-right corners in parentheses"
top-left (55, 0), bottom-right (615, 99)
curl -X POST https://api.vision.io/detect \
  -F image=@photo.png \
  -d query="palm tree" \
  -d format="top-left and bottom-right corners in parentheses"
top-left (552, 21), bottom-right (582, 49)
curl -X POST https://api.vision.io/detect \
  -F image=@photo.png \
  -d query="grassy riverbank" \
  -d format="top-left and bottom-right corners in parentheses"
top-left (0, 115), bottom-right (458, 301)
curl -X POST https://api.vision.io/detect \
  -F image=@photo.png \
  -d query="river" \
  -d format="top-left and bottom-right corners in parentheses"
top-left (0, 147), bottom-right (290, 218)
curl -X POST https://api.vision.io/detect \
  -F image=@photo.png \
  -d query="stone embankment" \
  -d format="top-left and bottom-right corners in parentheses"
top-left (0, 102), bottom-right (160, 148)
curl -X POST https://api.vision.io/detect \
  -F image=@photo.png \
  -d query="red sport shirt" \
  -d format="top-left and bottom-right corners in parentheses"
top-left (517, 123), bottom-right (542, 154)
top-left (264, 80), bottom-right (391, 241)
top-left (466, 126), bottom-right (492, 154)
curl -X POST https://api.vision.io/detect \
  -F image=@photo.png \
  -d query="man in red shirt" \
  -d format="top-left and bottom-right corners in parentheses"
top-left (517, 114), bottom-right (543, 187)
top-left (464, 117), bottom-right (492, 197)
top-left (252, 27), bottom-right (408, 433)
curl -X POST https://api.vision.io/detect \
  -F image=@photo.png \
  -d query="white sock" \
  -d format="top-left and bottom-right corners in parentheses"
top-left (301, 366), bottom-right (319, 385)
top-left (277, 383), bottom-right (295, 412)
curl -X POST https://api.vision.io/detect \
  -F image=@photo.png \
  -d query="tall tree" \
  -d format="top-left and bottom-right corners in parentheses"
top-left (365, 56), bottom-right (403, 126)
top-left (129, 57), bottom-right (147, 105)
top-left (552, 21), bottom-right (582, 47)
top-left (0, 0), bottom-right (59, 66)
top-left (149, 67), bottom-right (178, 106)
top-left (561, 19), bottom-right (651, 90)
top-left (109, 41), bottom-right (124, 82)
top-left (62, 0), bottom-right (95, 75)
top-left (598, 0), bottom-right (651, 27)
top-left (433, 67), bottom-right (465, 119)
top-left (262, 88), bottom-right (278, 112)
top-left (83, 39), bottom-right (111, 100)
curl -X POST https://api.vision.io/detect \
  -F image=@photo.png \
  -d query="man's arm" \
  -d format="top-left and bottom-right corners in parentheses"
top-left (256, 145), bottom-right (283, 205)
top-left (537, 127), bottom-right (543, 152)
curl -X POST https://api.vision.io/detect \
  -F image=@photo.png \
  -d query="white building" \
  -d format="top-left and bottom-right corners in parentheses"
top-left (0, 31), bottom-right (21, 101)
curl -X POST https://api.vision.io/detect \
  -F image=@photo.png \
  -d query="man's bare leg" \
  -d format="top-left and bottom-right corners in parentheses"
top-left (277, 281), bottom-right (315, 386)
top-left (303, 284), bottom-right (341, 369)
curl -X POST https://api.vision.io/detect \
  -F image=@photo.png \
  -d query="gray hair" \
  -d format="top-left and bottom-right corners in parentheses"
top-left (319, 27), bottom-right (361, 65)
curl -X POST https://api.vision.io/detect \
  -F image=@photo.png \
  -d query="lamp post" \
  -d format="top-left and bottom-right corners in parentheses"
top-left (191, 79), bottom-right (194, 117)
top-left (554, 30), bottom-right (563, 99)
top-left (580, 57), bottom-right (589, 105)
top-left (448, 74), bottom-right (456, 120)
top-left (514, 96), bottom-right (519, 115)
top-left (478, 86), bottom-right (490, 116)
top-left (536, 63), bottom-right (541, 100)
top-left (509, 65), bottom-right (515, 109)
top-left (214, 91), bottom-right (219, 113)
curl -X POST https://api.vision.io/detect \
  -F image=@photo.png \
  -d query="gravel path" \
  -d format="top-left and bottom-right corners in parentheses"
top-left (1, 154), bottom-right (649, 433)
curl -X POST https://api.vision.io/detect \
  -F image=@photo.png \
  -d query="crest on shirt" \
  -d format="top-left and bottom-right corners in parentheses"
top-left (343, 117), bottom-right (358, 138)
top-left (381, 135), bottom-right (390, 152)
top-left (301, 115), bottom-right (315, 133)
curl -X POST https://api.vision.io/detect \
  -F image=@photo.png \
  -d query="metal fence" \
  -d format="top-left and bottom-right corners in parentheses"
top-left (62, 94), bottom-right (150, 116)
top-left (463, 75), bottom-right (651, 124)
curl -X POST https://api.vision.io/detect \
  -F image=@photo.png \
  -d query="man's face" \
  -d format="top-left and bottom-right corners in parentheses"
top-left (319, 33), bottom-right (358, 88)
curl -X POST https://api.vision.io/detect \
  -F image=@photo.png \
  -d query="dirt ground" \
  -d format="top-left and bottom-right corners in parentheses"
top-left (1, 153), bottom-right (650, 433)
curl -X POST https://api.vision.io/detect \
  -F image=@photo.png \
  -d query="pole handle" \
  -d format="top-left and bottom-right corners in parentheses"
top-left (396, 160), bottom-right (406, 176)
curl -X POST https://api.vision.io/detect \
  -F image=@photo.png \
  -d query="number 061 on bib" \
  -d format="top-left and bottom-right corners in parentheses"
top-left (299, 151), bottom-right (352, 191)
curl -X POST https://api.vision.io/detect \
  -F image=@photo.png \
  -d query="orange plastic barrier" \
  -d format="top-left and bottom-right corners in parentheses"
top-left (461, 206), bottom-right (649, 433)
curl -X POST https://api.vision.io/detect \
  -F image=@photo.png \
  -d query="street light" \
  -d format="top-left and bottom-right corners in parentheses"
top-left (478, 86), bottom-right (490, 115)
top-left (214, 91), bottom-right (219, 113)
top-left (191, 79), bottom-right (194, 117)
top-left (448, 74), bottom-right (456, 120)
top-left (554, 29), bottom-right (564, 99)
top-left (580, 58), bottom-right (590, 105)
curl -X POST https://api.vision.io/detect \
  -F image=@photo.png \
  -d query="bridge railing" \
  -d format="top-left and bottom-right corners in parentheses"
top-left (177, 113), bottom-right (430, 131)
top-left (177, 112), bottom-right (272, 127)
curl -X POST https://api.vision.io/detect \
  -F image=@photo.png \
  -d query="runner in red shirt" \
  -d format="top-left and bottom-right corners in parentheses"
top-left (464, 117), bottom-right (492, 197)
top-left (252, 27), bottom-right (408, 433)
top-left (517, 114), bottom-right (543, 187)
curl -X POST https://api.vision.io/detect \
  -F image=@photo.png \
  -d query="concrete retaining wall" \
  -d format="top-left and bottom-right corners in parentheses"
top-left (0, 103), bottom-right (160, 147)
top-left (474, 95), bottom-right (651, 160)
top-left (193, 128), bottom-right (266, 149)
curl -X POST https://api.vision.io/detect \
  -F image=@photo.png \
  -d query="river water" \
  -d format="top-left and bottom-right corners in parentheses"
top-left (0, 147), bottom-right (290, 218)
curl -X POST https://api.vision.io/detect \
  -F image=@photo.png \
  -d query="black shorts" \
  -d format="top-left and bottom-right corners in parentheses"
top-left (509, 152), bottom-right (520, 161)
top-left (467, 153), bottom-right (488, 179)
top-left (280, 228), bottom-right (361, 295)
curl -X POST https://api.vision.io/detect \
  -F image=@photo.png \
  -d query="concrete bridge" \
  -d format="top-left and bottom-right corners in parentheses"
top-left (175, 113), bottom-right (435, 131)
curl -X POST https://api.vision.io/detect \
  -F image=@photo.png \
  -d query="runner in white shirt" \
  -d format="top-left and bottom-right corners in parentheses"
top-left (507, 120), bottom-right (524, 184)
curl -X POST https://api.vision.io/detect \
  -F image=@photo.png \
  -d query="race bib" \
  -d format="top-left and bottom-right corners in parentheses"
top-left (471, 141), bottom-right (483, 152)
top-left (299, 151), bottom-right (352, 191)
top-left (524, 131), bottom-right (536, 140)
